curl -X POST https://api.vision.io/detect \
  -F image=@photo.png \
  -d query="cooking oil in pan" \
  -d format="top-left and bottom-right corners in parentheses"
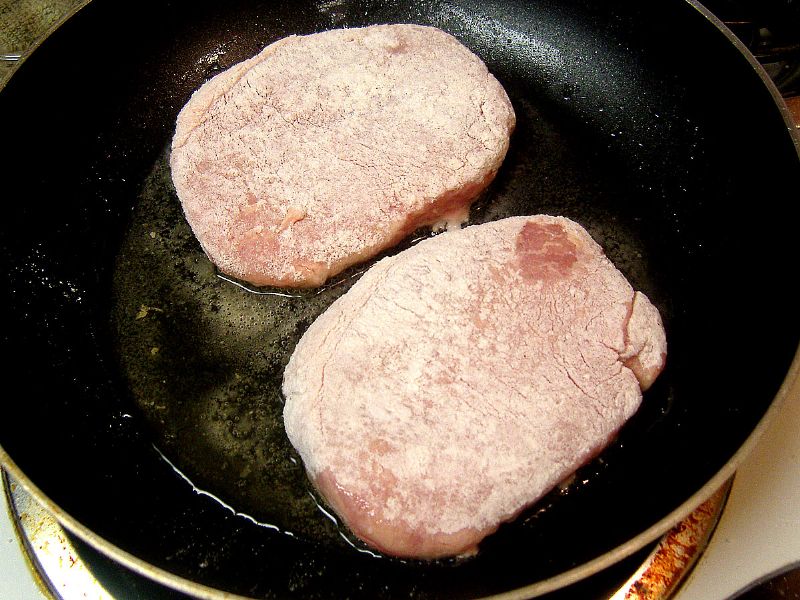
top-left (110, 148), bottom-right (350, 546)
top-left (111, 147), bottom-right (447, 552)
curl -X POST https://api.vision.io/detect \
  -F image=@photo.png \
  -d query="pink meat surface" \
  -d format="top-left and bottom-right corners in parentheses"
top-left (170, 24), bottom-right (515, 287)
top-left (282, 215), bottom-right (667, 559)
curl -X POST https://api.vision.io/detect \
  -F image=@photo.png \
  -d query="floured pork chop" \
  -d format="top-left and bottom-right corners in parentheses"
top-left (283, 215), bottom-right (666, 559)
top-left (170, 24), bottom-right (515, 287)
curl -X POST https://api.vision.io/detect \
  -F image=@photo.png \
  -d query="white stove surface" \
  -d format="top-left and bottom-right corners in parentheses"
top-left (674, 375), bottom-right (800, 600)
top-left (1, 495), bottom-right (46, 599)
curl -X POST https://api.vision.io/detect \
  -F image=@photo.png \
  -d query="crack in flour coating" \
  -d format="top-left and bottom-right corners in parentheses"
top-left (170, 24), bottom-right (515, 287)
top-left (282, 216), bottom-right (667, 559)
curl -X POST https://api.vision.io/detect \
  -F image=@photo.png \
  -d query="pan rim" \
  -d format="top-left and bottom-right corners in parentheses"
top-left (2, 0), bottom-right (800, 597)
top-left (0, 0), bottom-right (91, 93)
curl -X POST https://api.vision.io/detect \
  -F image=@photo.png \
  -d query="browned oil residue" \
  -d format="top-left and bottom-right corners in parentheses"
top-left (619, 480), bottom-right (731, 599)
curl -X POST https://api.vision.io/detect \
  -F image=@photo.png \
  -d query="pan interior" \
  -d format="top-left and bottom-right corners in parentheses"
top-left (109, 87), bottom-right (653, 541)
top-left (1, 0), bottom-right (798, 598)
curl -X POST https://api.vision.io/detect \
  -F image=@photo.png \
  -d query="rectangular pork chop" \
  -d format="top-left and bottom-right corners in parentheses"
top-left (170, 24), bottom-right (515, 287)
top-left (282, 215), bottom-right (667, 559)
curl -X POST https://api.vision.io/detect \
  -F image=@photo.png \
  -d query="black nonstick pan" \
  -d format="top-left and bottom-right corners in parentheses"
top-left (1, 0), bottom-right (799, 598)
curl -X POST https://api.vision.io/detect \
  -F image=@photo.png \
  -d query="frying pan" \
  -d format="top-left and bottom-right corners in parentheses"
top-left (1, 0), bottom-right (799, 598)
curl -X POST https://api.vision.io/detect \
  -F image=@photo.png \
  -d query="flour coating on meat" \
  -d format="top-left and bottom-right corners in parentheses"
top-left (282, 215), bottom-right (667, 559)
top-left (170, 24), bottom-right (515, 287)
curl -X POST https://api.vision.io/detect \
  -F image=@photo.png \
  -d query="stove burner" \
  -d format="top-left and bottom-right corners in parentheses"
top-left (703, 0), bottom-right (800, 97)
top-left (1, 471), bottom-right (190, 600)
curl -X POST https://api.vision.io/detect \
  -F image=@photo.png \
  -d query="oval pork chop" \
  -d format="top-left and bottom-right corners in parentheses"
top-left (282, 215), bottom-right (667, 559)
top-left (170, 25), bottom-right (515, 287)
